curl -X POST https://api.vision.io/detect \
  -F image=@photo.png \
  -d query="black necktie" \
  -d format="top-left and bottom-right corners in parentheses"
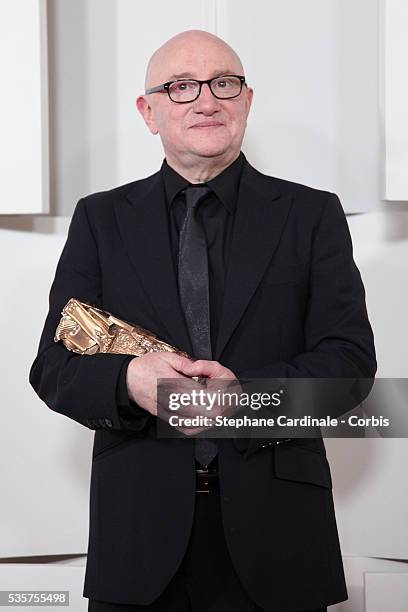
top-left (178, 185), bottom-right (218, 467)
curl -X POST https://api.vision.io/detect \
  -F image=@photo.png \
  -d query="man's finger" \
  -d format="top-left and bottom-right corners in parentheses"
top-left (179, 359), bottom-right (220, 377)
top-left (164, 353), bottom-right (197, 374)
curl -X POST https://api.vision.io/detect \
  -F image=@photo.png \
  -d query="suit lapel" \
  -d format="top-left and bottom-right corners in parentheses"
top-left (114, 171), bottom-right (193, 355)
top-left (213, 160), bottom-right (291, 360)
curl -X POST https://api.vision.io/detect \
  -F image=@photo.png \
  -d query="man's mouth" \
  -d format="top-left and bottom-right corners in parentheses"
top-left (190, 122), bottom-right (224, 129)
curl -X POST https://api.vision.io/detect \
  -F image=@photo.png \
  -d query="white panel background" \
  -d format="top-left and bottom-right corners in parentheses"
top-left (223, 0), bottom-right (380, 213)
top-left (0, 0), bottom-right (49, 214)
top-left (382, 0), bottom-right (408, 200)
top-left (330, 557), bottom-right (408, 612)
top-left (327, 439), bottom-right (408, 559)
top-left (0, 564), bottom-right (87, 611)
top-left (364, 572), bottom-right (408, 612)
top-left (0, 216), bottom-right (90, 557)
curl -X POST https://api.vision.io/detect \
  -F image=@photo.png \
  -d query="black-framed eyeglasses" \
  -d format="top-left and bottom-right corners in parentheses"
top-left (145, 75), bottom-right (247, 103)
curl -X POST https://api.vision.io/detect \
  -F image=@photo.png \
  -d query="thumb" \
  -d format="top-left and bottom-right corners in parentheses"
top-left (180, 359), bottom-right (215, 377)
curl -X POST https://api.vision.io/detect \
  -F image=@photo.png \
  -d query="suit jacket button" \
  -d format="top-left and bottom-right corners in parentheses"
top-left (105, 418), bottom-right (113, 428)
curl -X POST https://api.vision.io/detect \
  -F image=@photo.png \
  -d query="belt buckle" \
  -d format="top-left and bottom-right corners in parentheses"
top-left (195, 465), bottom-right (219, 494)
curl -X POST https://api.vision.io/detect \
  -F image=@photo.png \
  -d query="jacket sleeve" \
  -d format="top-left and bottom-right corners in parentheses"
top-left (29, 197), bottom-right (151, 432)
top-left (235, 193), bottom-right (377, 422)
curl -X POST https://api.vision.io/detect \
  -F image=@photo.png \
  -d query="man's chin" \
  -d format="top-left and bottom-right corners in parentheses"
top-left (184, 129), bottom-right (229, 153)
top-left (188, 142), bottom-right (230, 159)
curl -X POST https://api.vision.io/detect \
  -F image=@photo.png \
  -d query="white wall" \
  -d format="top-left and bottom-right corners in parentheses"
top-left (1, 1), bottom-right (407, 609)
top-left (382, 0), bottom-right (408, 199)
top-left (0, 0), bottom-right (49, 213)
top-left (227, 0), bottom-right (381, 213)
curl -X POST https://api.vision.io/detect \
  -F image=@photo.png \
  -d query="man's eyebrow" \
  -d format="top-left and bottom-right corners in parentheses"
top-left (167, 70), bottom-right (236, 81)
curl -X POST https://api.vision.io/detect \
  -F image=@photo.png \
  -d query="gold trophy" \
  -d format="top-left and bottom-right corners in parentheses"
top-left (54, 298), bottom-right (191, 359)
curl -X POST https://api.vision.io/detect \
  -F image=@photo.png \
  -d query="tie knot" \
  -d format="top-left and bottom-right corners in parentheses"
top-left (184, 184), bottom-right (212, 210)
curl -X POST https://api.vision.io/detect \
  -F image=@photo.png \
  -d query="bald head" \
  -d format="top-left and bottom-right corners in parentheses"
top-left (144, 29), bottom-right (244, 90)
top-left (137, 28), bottom-right (253, 182)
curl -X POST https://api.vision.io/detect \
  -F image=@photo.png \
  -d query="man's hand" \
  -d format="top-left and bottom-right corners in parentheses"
top-left (126, 355), bottom-right (242, 436)
top-left (161, 359), bottom-right (242, 436)
top-left (178, 359), bottom-right (237, 381)
top-left (126, 352), bottom-right (195, 416)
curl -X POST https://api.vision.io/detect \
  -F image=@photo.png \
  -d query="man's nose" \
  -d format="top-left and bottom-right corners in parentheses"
top-left (193, 83), bottom-right (220, 112)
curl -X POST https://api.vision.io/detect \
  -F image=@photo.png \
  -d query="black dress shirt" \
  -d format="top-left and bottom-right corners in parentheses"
top-left (116, 152), bottom-right (244, 420)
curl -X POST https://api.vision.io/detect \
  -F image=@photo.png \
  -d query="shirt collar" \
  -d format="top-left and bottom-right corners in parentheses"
top-left (161, 151), bottom-right (244, 214)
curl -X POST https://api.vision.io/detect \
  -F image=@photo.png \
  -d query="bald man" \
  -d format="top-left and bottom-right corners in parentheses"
top-left (30, 29), bottom-right (376, 612)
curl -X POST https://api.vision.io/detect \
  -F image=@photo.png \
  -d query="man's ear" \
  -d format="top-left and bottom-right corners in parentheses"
top-left (245, 87), bottom-right (254, 116)
top-left (136, 95), bottom-right (159, 135)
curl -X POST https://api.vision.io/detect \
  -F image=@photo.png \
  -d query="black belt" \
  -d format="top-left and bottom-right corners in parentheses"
top-left (193, 439), bottom-right (293, 493)
top-left (195, 457), bottom-right (219, 494)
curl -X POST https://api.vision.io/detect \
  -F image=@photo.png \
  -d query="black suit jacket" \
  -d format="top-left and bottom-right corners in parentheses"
top-left (29, 154), bottom-right (376, 610)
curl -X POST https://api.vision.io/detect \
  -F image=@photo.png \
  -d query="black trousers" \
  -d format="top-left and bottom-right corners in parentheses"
top-left (87, 491), bottom-right (327, 612)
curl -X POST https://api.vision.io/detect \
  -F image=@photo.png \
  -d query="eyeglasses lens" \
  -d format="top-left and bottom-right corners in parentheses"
top-left (168, 76), bottom-right (242, 102)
